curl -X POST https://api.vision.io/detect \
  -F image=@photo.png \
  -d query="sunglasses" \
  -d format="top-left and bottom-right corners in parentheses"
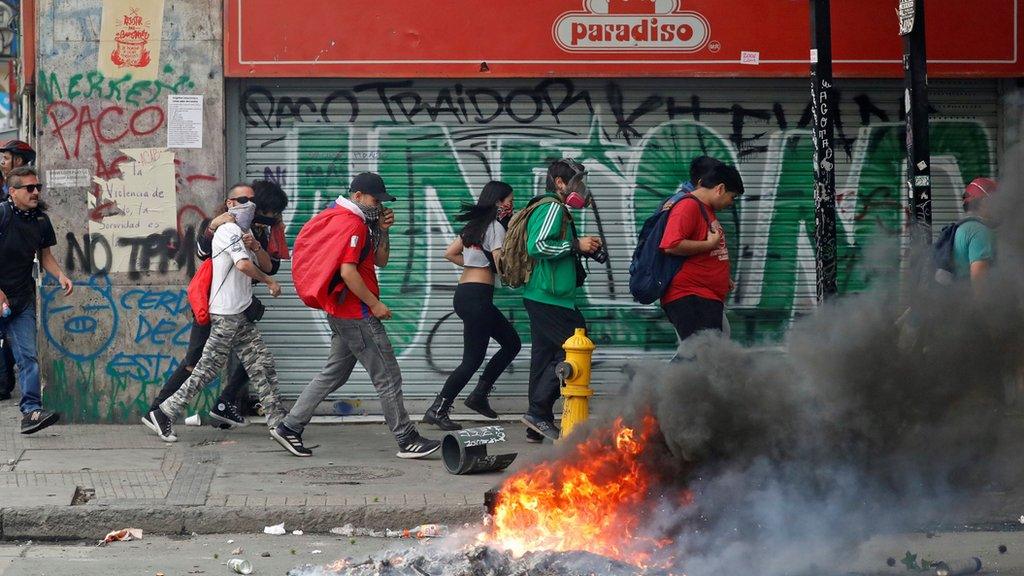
top-left (229, 196), bottom-right (255, 204)
top-left (14, 184), bottom-right (43, 192)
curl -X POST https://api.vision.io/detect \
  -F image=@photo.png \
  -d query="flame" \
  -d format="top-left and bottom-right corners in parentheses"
top-left (485, 415), bottom-right (674, 567)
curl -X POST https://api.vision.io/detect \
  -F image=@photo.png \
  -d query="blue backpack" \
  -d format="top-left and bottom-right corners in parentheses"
top-left (628, 184), bottom-right (711, 304)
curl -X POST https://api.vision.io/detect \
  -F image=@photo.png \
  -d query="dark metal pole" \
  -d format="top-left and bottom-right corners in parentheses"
top-left (810, 0), bottom-right (838, 301)
top-left (899, 0), bottom-right (932, 241)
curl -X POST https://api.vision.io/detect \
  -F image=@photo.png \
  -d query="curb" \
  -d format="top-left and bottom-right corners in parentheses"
top-left (0, 503), bottom-right (487, 541)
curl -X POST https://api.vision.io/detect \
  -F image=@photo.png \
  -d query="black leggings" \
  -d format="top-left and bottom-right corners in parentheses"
top-left (148, 321), bottom-right (250, 411)
top-left (439, 283), bottom-right (521, 399)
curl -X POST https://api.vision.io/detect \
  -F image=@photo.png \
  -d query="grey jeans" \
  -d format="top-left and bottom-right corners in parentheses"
top-left (282, 316), bottom-right (417, 445)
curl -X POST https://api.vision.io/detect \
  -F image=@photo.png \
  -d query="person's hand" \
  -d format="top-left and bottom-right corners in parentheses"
top-left (209, 212), bottom-right (236, 231)
top-left (242, 232), bottom-right (260, 251)
top-left (0, 289), bottom-right (7, 310)
top-left (379, 208), bottom-right (395, 231)
top-left (706, 224), bottom-right (723, 248)
top-left (266, 279), bottom-right (282, 298)
top-left (577, 236), bottom-right (602, 255)
top-left (58, 274), bottom-right (74, 296)
top-left (370, 301), bottom-right (392, 320)
top-left (728, 278), bottom-right (736, 292)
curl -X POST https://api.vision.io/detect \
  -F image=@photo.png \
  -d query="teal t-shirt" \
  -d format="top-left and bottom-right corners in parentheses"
top-left (953, 219), bottom-right (995, 278)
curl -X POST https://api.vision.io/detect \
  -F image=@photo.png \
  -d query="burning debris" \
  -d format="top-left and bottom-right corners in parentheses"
top-left (482, 415), bottom-right (677, 568)
top-left (288, 545), bottom-right (651, 576)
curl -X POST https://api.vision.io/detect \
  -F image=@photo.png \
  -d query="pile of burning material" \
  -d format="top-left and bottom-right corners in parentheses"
top-left (288, 546), bottom-right (649, 576)
top-left (291, 416), bottom-right (686, 576)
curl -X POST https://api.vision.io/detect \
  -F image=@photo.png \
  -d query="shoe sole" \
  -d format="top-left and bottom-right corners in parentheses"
top-left (21, 412), bottom-right (60, 435)
top-left (208, 411), bottom-right (249, 429)
top-left (140, 414), bottom-right (177, 442)
top-left (396, 443), bottom-right (441, 459)
top-left (270, 428), bottom-right (312, 457)
top-left (519, 416), bottom-right (559, 441)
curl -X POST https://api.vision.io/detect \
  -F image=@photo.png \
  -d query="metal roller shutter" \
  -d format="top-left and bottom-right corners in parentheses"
top-left (234, 78), bottom-right (1000, 401)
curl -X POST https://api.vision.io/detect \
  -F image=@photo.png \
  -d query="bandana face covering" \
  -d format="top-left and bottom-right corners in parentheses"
top-left (254, 214), bottom-right (278, 227)
top-left (228, 202), bottom-right (256, 231)
top-left (357, 202), bottom-right (382, 223)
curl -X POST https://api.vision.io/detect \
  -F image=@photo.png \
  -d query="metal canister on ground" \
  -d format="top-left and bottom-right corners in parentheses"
top-left (228, 558), bottom-right (253, 574)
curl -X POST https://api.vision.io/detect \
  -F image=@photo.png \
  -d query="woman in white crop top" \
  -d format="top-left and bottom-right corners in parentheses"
top-left (422, 182), bottom-right (522, 430)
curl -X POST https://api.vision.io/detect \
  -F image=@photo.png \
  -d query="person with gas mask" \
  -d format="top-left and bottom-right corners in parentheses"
top-left (423, 181), bottom-right (522, 430)
top-left (271, 173), bottom-right (440, 459)
top-left (145, 181), bottom-right (289, 428)
top-left (519, 158), bottom-right (603, 442)
top-left (143, 184), bottom-right (286, 443)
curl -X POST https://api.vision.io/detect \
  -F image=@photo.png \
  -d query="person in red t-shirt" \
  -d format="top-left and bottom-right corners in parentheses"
top-left (271, 172), bottom-right (441, 460)
top-left (658, 161), bottom-right (744, 348)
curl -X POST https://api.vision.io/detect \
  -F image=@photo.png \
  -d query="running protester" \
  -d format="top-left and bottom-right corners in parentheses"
top-left (142, 183), bottom-right (287, 442)
top-left (272, 172), bottom-right (440, 459)
top-left (145, 181), bottom-right (289, 428)
top-left (520, 159), bottom-right (602, 442)
top-left (423, 181), bottom-right (522, 430)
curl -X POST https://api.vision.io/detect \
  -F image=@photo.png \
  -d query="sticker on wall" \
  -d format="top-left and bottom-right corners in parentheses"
top-left (167, 94), bottom-right (204, 149)
top-left (89, 148), bottom-right (177, 273)
top-left (98, 0), bottom-right (164, 81)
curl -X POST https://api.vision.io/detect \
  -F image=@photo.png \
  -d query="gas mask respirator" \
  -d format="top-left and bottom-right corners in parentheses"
top-left (550, 159), bottom-right (591, 210)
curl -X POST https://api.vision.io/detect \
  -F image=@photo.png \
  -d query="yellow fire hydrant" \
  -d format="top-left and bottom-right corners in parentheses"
top-left (557, 328), bottom-right (596, 439)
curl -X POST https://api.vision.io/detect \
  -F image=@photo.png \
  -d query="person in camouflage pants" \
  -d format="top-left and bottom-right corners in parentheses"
top-left (160, 313), bottom-right (286, 429)
top-left (142, 183), bottom-right (286, 443)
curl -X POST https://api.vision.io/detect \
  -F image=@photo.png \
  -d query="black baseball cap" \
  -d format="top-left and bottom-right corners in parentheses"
top-left (349, 172), bottom-right (395, 202)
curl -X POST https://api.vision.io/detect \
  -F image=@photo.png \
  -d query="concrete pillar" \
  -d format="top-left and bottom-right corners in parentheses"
top-left (34, 0), bottom-right (225, 422)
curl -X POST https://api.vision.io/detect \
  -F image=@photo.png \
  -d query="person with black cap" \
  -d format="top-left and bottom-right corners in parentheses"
top-left (271, 172), bottom-right (441, 460)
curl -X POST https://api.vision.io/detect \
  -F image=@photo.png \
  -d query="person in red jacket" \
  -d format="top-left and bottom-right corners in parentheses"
top-left (271, 173), bottom-right (440, 460)
top-left (658, 161), bottom-right (744, 354)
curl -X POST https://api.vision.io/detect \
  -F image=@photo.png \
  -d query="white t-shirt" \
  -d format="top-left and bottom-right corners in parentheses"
top-left (209, 222), bottom-right (255, 315)
top-left (463, 220), bottom-right (506, 269)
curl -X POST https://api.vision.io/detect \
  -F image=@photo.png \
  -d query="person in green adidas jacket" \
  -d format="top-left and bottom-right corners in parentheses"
top-left (520, 158), bottom-right (603, 442)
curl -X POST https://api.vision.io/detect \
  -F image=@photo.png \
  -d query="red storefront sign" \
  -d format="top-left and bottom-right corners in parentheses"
top-left (225, 0), bottom-right (1023, 78)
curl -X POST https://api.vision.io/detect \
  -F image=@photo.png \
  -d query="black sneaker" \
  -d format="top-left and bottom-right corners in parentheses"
top-left (396, 434), bottom-right (441, 459)
top-left (20, 409), bottom-right (59, 435)
top-left (525, 428), bottom-right (544, 443)
top-left (520, 414), bottom-right (560, 441)
top-left (209, 401), bottom-right (248, 428)
top-left (141, 409), bottom-right (177, 442)
top-left (270, 424), bottom-right (312, 457)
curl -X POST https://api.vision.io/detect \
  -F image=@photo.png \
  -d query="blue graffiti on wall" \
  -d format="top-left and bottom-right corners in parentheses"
top-left (40, 274), bottom-right (118, 362)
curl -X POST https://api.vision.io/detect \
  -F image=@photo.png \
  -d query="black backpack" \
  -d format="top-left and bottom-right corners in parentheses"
top-left (932, 217), bottom-right (981, 285)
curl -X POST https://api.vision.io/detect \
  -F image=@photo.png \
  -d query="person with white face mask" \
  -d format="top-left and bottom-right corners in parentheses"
top-left (142, 184), bottom-right (286, 443)
top-left (145, 181), bottom-right (291, 428)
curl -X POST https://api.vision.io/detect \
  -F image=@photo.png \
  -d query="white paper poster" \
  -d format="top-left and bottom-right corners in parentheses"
top-left (167, 94), bottom-right (204, 149)
top-left (90, 148), bottom-right (177, 273)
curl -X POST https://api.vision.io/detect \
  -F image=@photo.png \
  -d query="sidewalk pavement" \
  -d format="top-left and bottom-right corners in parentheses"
top-left (2, 400), bottom-right (1024, 542)
top-left (0, 402), bottom-right (536, 541)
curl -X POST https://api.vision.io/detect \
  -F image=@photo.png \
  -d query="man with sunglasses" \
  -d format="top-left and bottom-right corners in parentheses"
top-left (145, 180), bottom-right (290, 427)
top-left (0, 141), bottom-right (35, 401)
top-left (0, 167), bottom-right (72, 434)
top-left (519, 158), bottom-right (602, 442)
top-left (143, 183), bottom-right (287, 443)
